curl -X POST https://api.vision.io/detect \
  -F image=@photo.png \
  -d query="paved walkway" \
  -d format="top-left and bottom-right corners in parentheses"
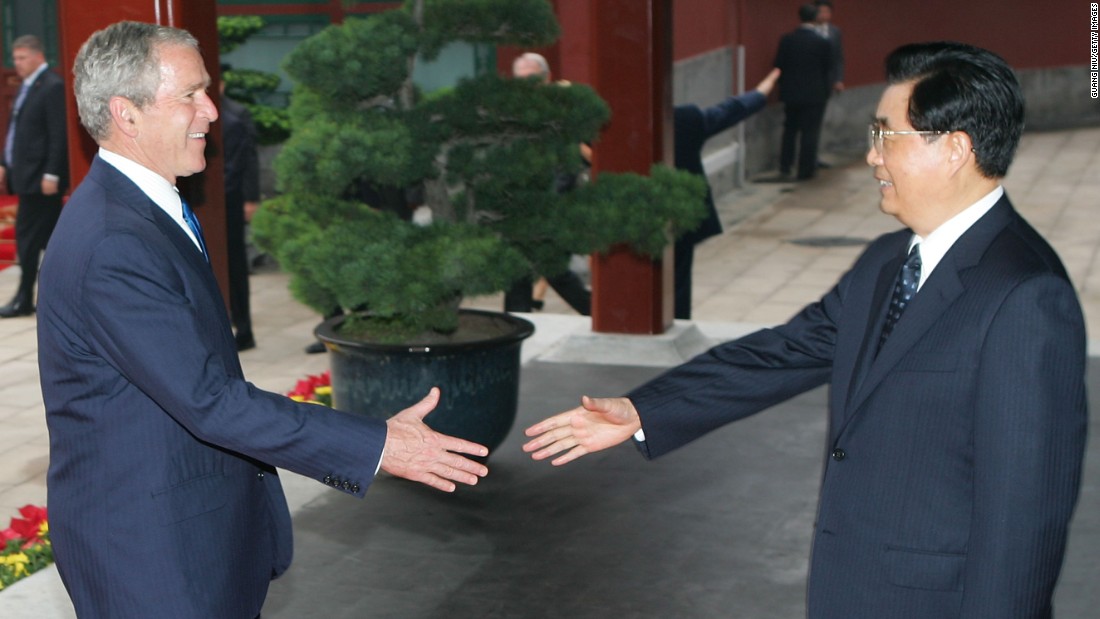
top-left (1, 126), bottom-right (1099, 615)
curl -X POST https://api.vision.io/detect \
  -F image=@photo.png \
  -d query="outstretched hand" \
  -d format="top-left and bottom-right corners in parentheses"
top-left (522, 396), bottom-right (641, 466)
top-left (382, 387), bottom-right (489, 492)
top-left (755, 67), bottom-right (781, 97)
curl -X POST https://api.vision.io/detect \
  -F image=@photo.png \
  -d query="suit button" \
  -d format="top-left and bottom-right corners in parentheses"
top-left (351, 483), bottom-right (360, 493)
top-left (323, 475), bottom-right (333, 485)
top-left (342, 481), bottom-right (351, 491)
top-left (257, 471), bottom-right (265, 479)
top-left (831, 448), bottom-right (846, 461)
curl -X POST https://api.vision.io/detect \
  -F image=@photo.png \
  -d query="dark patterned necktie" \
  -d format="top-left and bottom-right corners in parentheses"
top-left (878, 243), bottom-right (921, 353)
top-left (180, 199), bottom-right (209, 262)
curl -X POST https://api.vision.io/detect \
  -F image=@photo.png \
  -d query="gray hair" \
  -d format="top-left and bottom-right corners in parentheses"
top-left (12, 35), bottom-right (44, 54)
top-left (513, 52), bottom-right (550, 79)
top-left (73, 21), bottom-right (198, 142)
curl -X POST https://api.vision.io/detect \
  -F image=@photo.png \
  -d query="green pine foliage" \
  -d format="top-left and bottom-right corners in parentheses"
top-left (217, 15), bottom-right (265, 54)
top-left (251, 0), bottom-right (706, 340)
top-left (217, 16), bottom-right (291, 145)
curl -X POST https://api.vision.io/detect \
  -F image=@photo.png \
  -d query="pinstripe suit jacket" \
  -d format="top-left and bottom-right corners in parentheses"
top-left (37, 157), bottom-right (388, 618)
top-left (628, 194), bottom-right (1087, 618)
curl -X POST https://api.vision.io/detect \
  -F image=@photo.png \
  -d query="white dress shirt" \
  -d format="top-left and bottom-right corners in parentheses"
top-left (908, 185), bottom-right (1003, 290)
top-left (98, 147), bottom-right (204, 252)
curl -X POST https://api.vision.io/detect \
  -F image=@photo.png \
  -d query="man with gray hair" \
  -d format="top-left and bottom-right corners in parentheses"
top-left (39, 20), bottom-right (489, 618)
top-left (0, 34), bottom-right (67, 317)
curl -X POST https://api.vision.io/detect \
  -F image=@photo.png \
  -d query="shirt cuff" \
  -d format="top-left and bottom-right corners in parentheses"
top-left (43, 174), bottom-right (59, 182)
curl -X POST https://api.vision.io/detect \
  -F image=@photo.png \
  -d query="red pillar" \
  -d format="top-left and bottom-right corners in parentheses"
top-left (57, 0), bottom-right (230, 305)
top-left (582, 0), bottom-right (674, 334)
top-left (501, 2), bottom-right (674, 334)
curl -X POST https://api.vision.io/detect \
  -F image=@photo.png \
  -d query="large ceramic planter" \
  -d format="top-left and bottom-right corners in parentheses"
top-left (315, 309), bottom-right (535, 453)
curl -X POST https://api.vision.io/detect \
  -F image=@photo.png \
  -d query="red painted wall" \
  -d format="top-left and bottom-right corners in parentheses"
top-left (671, 0), bottom-right (735, 61)
top-left (738, 1), bottom-right (1086, 90)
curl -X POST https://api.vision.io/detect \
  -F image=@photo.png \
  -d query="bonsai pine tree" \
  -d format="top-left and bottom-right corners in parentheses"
top-left (252, 0), bottom-right (706, 341)
top-left (216, 15), bottom-right (291, 145)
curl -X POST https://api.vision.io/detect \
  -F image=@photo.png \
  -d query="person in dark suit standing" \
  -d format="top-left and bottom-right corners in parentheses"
top-left (220, 70), bottom-right (260, 351)
top-left (773, 4), bottom-right (831, 181)
top-left (672, 68), bottom-right (779, 319)
top-left (524, 42), bottom-right (1086, 618)
top-left (38, 21), bottom-right (489, 618)
top-left (814, 0), bottom-right (844, 94)
top-left (0, 34), bottom-right (67, 317)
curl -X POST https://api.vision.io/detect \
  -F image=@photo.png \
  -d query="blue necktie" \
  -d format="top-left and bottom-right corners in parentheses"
top-left (180, 199), bottom-right (209, 261)
top-left (878, 243), bottom-right (921, 353)
top-left (4, 81), bottom-right (29, 166)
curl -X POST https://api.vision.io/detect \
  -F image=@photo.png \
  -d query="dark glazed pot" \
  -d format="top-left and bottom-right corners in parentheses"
top-left (315, 309), bottom-right (535, 453)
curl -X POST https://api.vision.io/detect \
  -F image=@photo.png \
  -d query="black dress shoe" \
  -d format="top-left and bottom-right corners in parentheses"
top-left (236, 333), bottom-right (256, 351)
top-left (0, 299), bottom-right (34, 318)
top-left (305, 341), bottom-right (327, 354)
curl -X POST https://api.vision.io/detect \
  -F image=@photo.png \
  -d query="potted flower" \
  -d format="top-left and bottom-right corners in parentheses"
top-left (252, 0), bottom-right (705, 452)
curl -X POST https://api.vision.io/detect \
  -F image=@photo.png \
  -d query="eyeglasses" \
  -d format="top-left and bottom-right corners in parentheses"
top-left (868, 123), bottom-right (951, 152)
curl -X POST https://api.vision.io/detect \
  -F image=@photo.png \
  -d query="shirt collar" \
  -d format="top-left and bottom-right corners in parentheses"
top-left (909, 185), bottom-right (1004, 289)
top-left (23, 62), bottom-right (49, 88)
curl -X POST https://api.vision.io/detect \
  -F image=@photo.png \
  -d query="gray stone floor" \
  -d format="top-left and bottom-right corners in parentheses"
top-left (2, 126), bottom-right (1100, 616)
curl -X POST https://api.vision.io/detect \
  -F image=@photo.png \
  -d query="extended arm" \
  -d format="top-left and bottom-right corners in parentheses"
top-left (698, 68), bottom-right (780, 139)
top-left (83, 234), bottom-right (486, 493)
top-left (523, 395), bottom-right (642, 465)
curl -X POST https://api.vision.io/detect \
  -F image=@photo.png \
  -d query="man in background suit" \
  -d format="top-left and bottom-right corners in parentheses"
top-left (524, 42), bottom-right (1086, 618)
top-left (503, 52), bottom-right (592, 316)
top-left (813, 0), bottom-right (844, 170)
top-left (672, 68), bottom-right (779, 319)
top-left (0, 34), bottom-right (67, 317)
top-left (773, 4), bottom-right (831, 180)
top-left (220, 68), bottom-right (260, 351)
top-left (814, 0), bottom-right (844, 94)
top-left (38, 21), bottom-right (489, 618)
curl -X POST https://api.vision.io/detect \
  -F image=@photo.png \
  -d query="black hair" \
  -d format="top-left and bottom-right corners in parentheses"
top-left (799, 4), bottom-right (818, 23)
top-left (885, 41), bottom-right (1024, 178)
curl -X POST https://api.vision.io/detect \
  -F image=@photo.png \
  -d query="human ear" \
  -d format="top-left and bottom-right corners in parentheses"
top-left (109, 96), bottom-right (140, 138)
top-left (946, 131), bottom-right (974, 171)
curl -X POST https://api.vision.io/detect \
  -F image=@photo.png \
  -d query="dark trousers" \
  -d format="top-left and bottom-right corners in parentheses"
top-left (13, 191), bottom-right (63, 304)
top-left (226, 190), bottom-right (252, 338)
top-left (673, 236), bottom-right (695, 320)
top-left (504, 270), bottom-right (591, 316)
top-left (779, 102), bottom-right (827, 180)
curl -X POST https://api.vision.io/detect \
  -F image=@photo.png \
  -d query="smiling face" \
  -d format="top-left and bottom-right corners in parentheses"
top-left (866, 81), bottom-right (954, 236)
top-left (126, 43), bottom-right (218, 184)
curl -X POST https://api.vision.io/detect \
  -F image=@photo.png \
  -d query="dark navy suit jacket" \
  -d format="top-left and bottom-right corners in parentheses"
top-left (38, 157), bottom-right (388, 618)
top-left (5, 67), bottom-right (68, 194)
top-left (774, 26), bottom-right (831, 107)
top-left (629, 195), bottom-right (1087, 618)
top-left (673, 89), bottom-right (766, 246)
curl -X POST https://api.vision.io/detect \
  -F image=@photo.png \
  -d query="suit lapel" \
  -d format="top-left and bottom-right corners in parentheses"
top-left (841, 244), bottom-right (907, 415)
top-left (92, 158), bottom-right (223, 300)
top-left (841, 196), bottom-right (1016, 431)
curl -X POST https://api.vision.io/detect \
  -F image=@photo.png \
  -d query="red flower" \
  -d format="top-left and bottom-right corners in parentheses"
top-left (3, 505), bottom-right (48, 548)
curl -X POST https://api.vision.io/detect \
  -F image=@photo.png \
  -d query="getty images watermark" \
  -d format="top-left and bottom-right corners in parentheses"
top-left (1092, 3), bottom-right (1099, 97)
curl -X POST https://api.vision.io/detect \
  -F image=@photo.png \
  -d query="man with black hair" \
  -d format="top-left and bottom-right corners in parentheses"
top-left (814, 0), bottom-right (844, 94)
top-left (525, 42), bottom-right (1086, 618)
top-left (219, 65), bottom-right (261, 350)
top-left (773, 4), bottom-right (832, 180)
